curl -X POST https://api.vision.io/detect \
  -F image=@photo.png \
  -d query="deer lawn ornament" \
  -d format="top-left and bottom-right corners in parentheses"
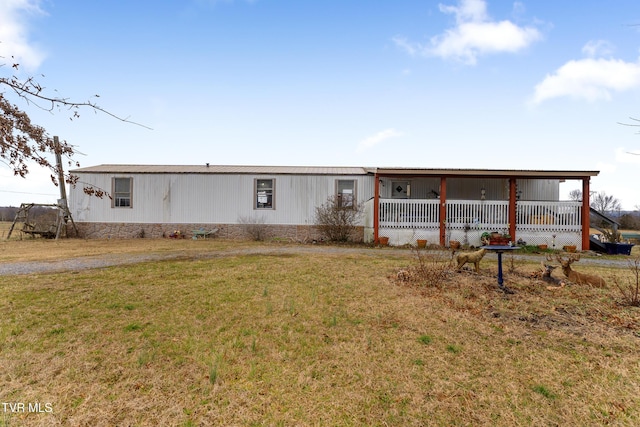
top-left (555, 254), bottom-right (606, 287)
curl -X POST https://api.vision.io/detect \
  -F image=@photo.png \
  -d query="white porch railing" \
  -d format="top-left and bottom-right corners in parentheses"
top-left (378, 199), bottom-right (513, 230)
top-left (446, 200), bottom-right (509, 230)
top-left (379, 199), bottom-right (440, 229)
top-left (376, 199), bottom-right (584, 247)
top-left (515, 201), bottom-right (582, 233)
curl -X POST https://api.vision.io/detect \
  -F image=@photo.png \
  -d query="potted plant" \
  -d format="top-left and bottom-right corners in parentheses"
top-left (480, 232), bottom-right (491, 246)
top-left (485, 231), bottom-right (511, 246)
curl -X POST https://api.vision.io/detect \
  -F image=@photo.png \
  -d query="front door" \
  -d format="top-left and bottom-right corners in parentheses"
top-left (391, 181), bottom-right (410, 199)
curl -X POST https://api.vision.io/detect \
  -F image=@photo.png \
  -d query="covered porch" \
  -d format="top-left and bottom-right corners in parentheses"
top-left (364, 168), bottom-right (598, 250)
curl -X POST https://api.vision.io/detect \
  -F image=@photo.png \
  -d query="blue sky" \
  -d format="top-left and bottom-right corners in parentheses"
top-left (1, 0), bottom-right (640, 209)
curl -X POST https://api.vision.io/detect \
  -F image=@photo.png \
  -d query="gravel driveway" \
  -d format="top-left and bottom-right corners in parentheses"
top-left (0, 245), bottom-right (635, 276)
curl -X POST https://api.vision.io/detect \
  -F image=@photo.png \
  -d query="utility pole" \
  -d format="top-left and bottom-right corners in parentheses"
top-left (53, 136), bottom-right (77, 239)
top-left (54, 136), bottom-right (68, 203)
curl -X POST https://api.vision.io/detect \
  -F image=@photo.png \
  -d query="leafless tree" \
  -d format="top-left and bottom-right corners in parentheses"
top-left (590, 191), bottom-right (621, 215)
top-left (568, 189), bottom-right (582, 201)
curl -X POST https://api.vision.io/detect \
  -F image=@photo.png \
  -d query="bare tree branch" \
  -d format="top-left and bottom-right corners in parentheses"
top-left (1, 57), bottom-right (150, 196)
top-left (617, 117), bottom-right (640, 131)
top-left (1, 73), bottom-right (152, 130)
top-left (617, 118), bottom-right (640, 154)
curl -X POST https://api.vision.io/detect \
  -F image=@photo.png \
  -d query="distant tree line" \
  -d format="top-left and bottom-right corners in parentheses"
top-left (569, 190), bottom-right (640, 230)
top-left (0, 206), bottom-right (57, 223)
top-left (618, 212), bottom-right (640, 230)
top-left (0, 206), bottom-right (19, 222)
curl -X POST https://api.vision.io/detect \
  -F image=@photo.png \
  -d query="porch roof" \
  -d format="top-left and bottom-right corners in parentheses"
top-left (373, 167), bottom-right (599, 180)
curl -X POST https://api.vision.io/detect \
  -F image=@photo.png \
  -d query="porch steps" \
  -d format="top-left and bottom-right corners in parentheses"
top-left (589, 235), bottom-right (607, 253)
top-left (589, 207), bottom-right (619, 253)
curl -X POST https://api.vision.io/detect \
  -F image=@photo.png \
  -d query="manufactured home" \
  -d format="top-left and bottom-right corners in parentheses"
top-left (68, 165), bottom-right (598, 250)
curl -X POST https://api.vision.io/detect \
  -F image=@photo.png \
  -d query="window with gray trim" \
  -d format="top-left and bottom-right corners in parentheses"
top-left (336, 179), bottom-right (356, 208)
top-left (255, 178), bottom-right (274, 209)
top-left (113, 177), bottom-right (132, 208)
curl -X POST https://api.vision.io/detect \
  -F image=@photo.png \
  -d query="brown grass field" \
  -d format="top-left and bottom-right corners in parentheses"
top-left (1, 227), bottom-right (640, 425)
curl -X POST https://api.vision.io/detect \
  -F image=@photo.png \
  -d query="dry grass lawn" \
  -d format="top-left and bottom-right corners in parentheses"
top-left (0, 236), bottom-right (639, 426)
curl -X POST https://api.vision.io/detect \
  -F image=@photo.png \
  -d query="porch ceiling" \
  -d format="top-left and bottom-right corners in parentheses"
top-left (374, 168), bottom-right (599, 180)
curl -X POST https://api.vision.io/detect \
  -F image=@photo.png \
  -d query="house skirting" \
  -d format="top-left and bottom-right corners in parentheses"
top-left (69, 222), bottom-right (365, 242)
top-left (376, 227), bottom-right (582, 250)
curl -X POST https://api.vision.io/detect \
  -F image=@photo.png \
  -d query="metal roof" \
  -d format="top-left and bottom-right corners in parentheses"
top-left (71, 164), bottom-right (375, 175)
top-left (71, 164), bottom-right (599, 179)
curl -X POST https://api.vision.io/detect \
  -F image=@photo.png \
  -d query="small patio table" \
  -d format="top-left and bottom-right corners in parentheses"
top-left (480, 245), bottom-right (520, 292)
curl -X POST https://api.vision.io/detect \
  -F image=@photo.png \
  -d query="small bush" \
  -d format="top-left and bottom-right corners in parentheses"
top-left (613, 256), bottom-right (640, 306)
top-left (238, 215), bottom-right (268, 241)
top-left (314, 195), bottom-right (363, 242)
top-left (395, 248), bottom-right (454, 288)
top-left (505, 253), bottom-right (523, 274)
top-left (518, 245), bottom-right (547, 254)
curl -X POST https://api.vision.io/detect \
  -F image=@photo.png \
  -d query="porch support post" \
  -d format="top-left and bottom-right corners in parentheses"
top-left (508, 177), bottom-right (516, 243)
top-left (373, 172), bottom-right (380, 243)
top-left (582, 177), bottom-right (590, 250)
top-left (439, 177), bottom-right (447, 246)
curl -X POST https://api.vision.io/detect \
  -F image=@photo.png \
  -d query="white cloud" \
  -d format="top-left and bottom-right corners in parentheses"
top-left (0, 0), bottom-right (46, 70)
top-left (511, 2), bottom-right (526, 19)
top-left (582, 40), bottom-right (614, 58)
top-left (393, 0), bottom-right (542, 65)
top-left (531, 57), bottom-right (640, 104)
top-left (439, 0), bottom-right (489, 23)
top-left (357, 129), bottom-right (404, 152)
top-left (392, 36), bottom-right (418, 57)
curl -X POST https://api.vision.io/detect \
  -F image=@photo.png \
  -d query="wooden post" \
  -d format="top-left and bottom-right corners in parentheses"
top-left (373, 172), bottom-right (380, 243)
top-left (508, 178), bottom-right (516, 243)
top-left (54, 136), bottom-right (67, 203)
top-left (439, 177), bottom-right (447, 246)
top-left (53, 136), bottom-right (78, 239)
top-left (582, 177), bottom-right (591, 250)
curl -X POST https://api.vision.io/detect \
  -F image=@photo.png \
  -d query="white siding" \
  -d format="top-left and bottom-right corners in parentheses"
top-left (378, 177), bottom-right (559, 201)
top-left (516, 179), bottom-right (560, 201)
top-left (69, 172), bottom-right (374, 225)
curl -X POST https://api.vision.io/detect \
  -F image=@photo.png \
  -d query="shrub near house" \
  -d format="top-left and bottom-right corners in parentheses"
top-left (314, 195), bottom-right (363, 242)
